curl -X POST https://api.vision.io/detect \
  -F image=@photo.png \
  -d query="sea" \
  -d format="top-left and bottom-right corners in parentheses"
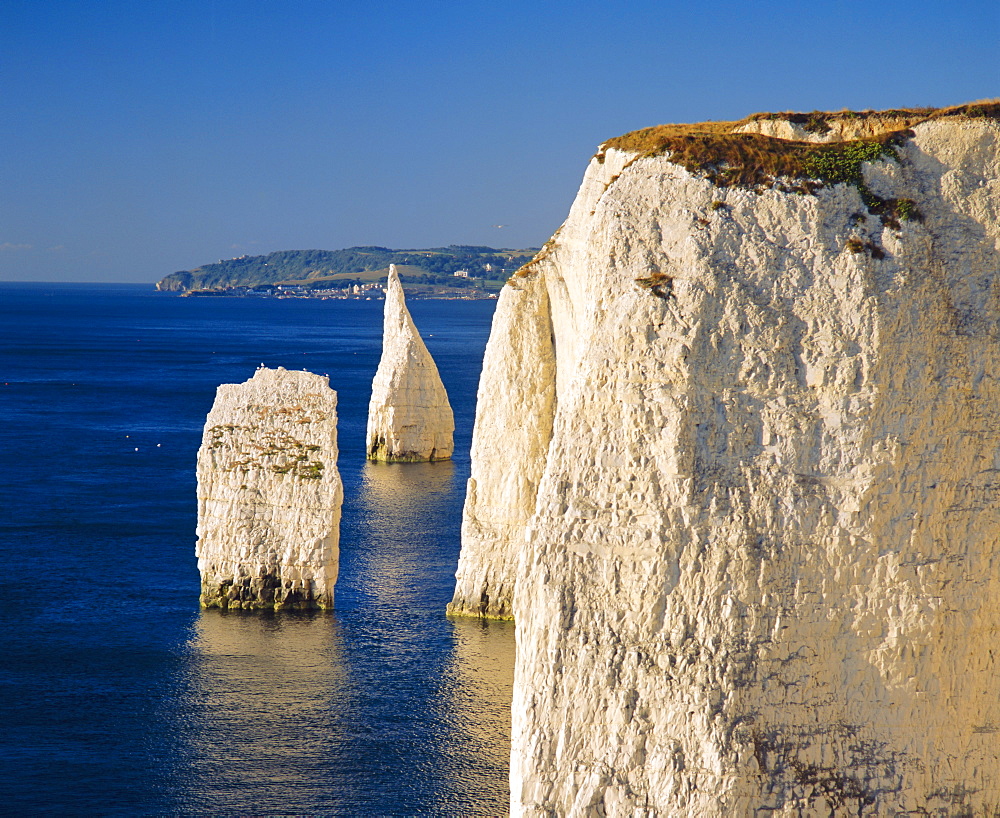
top-left (0, 283), bottom-right (514, 816)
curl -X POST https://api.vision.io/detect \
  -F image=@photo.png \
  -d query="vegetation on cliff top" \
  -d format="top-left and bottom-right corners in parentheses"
top-left (599, 101), bottom-right (1000, 198)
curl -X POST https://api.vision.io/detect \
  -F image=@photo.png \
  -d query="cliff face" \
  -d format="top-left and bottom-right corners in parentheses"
top-left (196, 367), bottom-right (342, 610)
top-left (448, 271), bottom-right (557, 618)
top-left (366, 265), bottom-right (455, 462)
top-left (155, 275), bottom-right (189, 292)
top-left (458, 107), bottom-right (1000, 814)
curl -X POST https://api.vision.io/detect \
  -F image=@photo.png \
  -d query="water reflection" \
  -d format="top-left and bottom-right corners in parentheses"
top-left (170, 459), bottom-right (517, 815)
top-left (353, 459), bottom-right (459, 612)
top-left (174, 611), bottom-right (349, 814)
top-left (345, 459), bottom-right (515, 813)
top-left (436, 617), bottom-right (516, 811)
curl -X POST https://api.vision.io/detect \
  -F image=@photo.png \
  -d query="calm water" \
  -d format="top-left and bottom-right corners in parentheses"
top-left (0, 283), bottom-right (514, 816)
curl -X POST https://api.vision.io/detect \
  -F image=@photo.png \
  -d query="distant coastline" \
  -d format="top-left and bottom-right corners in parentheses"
top-left (175, 280), bottom-right (501, 301)
top-left (156, 245), bottom-right (537, 298)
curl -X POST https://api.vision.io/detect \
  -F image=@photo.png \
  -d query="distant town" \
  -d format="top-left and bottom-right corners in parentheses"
top-left (181, 272), bottom-right (501, 301)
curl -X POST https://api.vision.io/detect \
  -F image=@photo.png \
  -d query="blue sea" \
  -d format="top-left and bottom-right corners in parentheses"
top-left (0, 283), bottom-right (514, 816)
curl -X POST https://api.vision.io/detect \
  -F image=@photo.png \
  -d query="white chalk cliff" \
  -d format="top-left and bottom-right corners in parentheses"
top-left (366, 265), bottom-right (454, 462)
top-left (453, 105), bottom-right (1000, 814)
top-left (196, 366), bottom-right (342, 610)
top-left (448, 270), bottom-right (556, 618)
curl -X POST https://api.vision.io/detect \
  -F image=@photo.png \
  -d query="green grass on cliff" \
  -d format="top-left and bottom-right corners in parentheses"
top-left (599, 101), bottom-right (1000, 197)
top-left (603, 128), bottom-right (911, 192)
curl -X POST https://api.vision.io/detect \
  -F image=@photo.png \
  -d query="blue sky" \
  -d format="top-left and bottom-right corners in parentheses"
top-left (2, 0), bottom-right (997, 283)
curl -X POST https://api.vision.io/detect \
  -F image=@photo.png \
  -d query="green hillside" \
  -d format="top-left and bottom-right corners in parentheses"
top-left (155, 246), bottom-right (537, 292)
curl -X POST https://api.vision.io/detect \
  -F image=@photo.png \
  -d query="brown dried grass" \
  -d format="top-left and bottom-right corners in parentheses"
top-left (601, 129), bottom-right (912, 191)
top-left (599, 101), bottom-right (1000, 188)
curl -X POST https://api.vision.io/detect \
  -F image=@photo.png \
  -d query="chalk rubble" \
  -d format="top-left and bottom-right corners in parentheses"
top-left (457, 112), bottom-right (1000, 814)
top-left (366, 265), bottom-right (454, 462)
top-left (196, 366), bottom-right (342, 610)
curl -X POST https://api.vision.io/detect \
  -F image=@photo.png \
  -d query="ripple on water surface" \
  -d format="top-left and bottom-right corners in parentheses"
top-left (0, 287), bottom-right (513, 816)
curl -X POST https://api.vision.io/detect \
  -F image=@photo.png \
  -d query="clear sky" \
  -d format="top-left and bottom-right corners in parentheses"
top-left (2, 0), bottom-right (997, 283)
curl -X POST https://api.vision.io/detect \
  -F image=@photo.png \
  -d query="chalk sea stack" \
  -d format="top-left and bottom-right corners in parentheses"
top-left (196, 366), bottom-right (342, 610)
top-left (453, 104), bottom-right (1000, 814)
top-left (366, 264), bottom-right (454, 462)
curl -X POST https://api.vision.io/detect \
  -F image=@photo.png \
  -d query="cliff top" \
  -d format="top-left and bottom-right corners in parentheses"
top-left (597, 101), bottom-right (1000, 193)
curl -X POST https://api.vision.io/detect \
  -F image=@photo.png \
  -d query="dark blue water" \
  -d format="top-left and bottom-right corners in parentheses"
top-left (0, 283), bottom-right (514, 816)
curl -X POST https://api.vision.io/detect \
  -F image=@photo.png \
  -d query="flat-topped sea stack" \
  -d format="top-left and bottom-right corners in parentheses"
top-left (366, 265), bottom-right (454, 462)
top-left (196, 366), bottom-right (342, 610)
top-left (452, 103), bottom-right (1000, 814)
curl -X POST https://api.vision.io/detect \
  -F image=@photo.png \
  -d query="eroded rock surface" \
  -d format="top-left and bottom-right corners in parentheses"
top-left (196, 366), bottom-right (342, 610)
top-left (366, 265), bottom-right (454, 462)
top-left (457, 107), bottom-right (1000, 814)
top-left (448, 271), bottom-right (556, 619)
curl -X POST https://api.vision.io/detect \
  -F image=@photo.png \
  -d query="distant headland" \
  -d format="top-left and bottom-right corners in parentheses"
top-left (155, 245), bottom-right (539, 299)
